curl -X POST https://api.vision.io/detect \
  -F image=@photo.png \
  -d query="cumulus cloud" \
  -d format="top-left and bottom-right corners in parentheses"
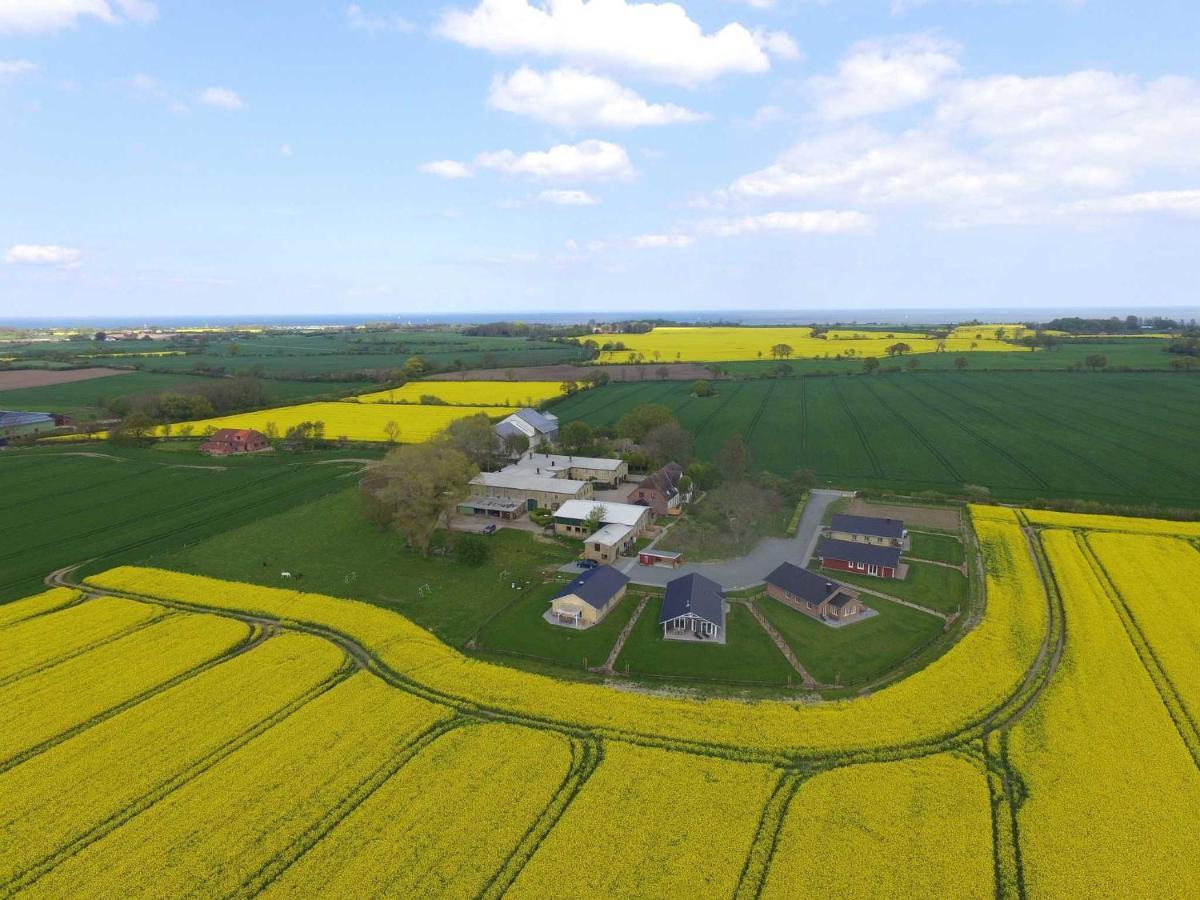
top-left (700, 210), bottom-right (873, 236)
top-left (537, 188), bottom-right (599, 205)
top-left (0, 0), bottom-right (154, 33)
top-left (488, 66), bottom-right (705, 129)
top-left (198, 86), bottom-right (245, 110)
top-left (0, 59), bottom-right (36, 79)
top-left (632, 233), bottom-right (693, 248)
top-left (808, 34), bottom-right (960, 121)
top-left (1066, 190), bottom-right (1200, 218)
top-left (476, 139), bottom-right (633, 181)
top-left (419, 159), bottom-right (475, 179)
top-left (346, 3), bottom-right (415, 33)
top-left (4, 244), bottom-right (82, 266)
top-left (436, 0), bottom-right (796, 86)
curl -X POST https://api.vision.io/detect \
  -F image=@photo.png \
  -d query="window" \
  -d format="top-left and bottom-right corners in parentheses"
top-left (868, 564), bottom-right (878, 576)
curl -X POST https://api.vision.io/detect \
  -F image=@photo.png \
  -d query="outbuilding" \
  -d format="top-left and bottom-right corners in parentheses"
top-left (817, 537), bottom-right (904, 580)
top-left (548, 565), bottom-right (630, 629)
top-left (0, 411), bottom-right (56, 441)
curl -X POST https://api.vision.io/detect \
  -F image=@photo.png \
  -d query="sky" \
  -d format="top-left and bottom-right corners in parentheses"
top-left (1, 0), bottom-right (1199, 319)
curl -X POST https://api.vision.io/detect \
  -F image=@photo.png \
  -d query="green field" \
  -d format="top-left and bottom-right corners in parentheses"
top-left (553, 371), bottom-right (1200, 506)
top-left (907, 531), bottom-right (966, 565)
top-left (0, 372), bottom-right (368, 419)
top-left (150, 488), bottom-right (574, 646)
top-left (755, 595), bottom-right (945, 687)
top-left (614, 600), bottom-right (798, 686)
top-left (824, 560), bottom-right (968, 616)
top-left (0, 447), bottom-right (370, 602)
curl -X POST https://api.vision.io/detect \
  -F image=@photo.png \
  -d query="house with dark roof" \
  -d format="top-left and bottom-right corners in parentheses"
top-left (817, 537), bottom-right (904, 580)
top-left (764, 562), bottom-right (865, 623)
top-left (548, 565), bottom-right (630, 629)
top-left (199, 428), bottom-right (270, 457)
top-left (0, 411), bottom-right (56, 441)
top-left (829, 513), bottom-right (907, 548)
top-left (658, 573), bottom-right (726, 642)
top-left (626, 461), bottom-right (688, 516)
top-left (494, 407), bottom-right (559, 448)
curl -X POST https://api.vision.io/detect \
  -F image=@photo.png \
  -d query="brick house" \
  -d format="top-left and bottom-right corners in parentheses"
top-left (817, 537), bottom-right (903, 580)
top-left (764, 562), bottom-right (865, 622)
top-left (626, 462), bottom-right (687, 516)
top-left (199, 428), bottom-right (270, 456)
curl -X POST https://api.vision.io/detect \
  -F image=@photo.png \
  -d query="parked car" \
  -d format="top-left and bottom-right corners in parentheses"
top-left (577, 559), bottom-right (599, 569)
top-left (482, 524), bottom-right (498, 535)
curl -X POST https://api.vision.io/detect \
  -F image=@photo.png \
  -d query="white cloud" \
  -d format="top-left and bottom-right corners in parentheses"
top-left (632, 233), bottom-right (693, 248)
top-left (488, 66), bottom-right (705, 129)
top-left (4, 244), bottom-right (82, 266)
top-left (346, 3), bottom-right (415, 33)
top-left (419, 159), bottom-right (475, 179)
top-left (198, 86), bottom-right (245, 110)
top-left (538, 188), bottom-right (599, 205)
top-left (700, 210), bottom-right (873, 236)
top-left (0, 59), bottom-right (36, 79)
top-left (809, 34), bottom-right (960, 121)
top-left (436, 0), bottom-right (796, 86)
top-left (0, 0), bottom-right (154, 33)
top-left (280, 144), bottom-right (293, 157)
top-left (1066, 190), bottom-right (1200, 218)
top-left (476, 139), bottom-right (633, 181)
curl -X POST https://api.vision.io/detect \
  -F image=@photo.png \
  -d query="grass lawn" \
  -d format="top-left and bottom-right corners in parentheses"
top-left (614, 600), bottom-right (797, 686)
top-left (149, 487), bottom-right (574, 646)
top-left (756, 595), bottom-right (944, 687)
top-left (655, 483), bottom-right (790, 562)
top-left (825, 559), bottom-right (968, 616)
top-left (475, 583), bottom-right (640, 670)
top-left (906, 531), bottom-right (966, 566)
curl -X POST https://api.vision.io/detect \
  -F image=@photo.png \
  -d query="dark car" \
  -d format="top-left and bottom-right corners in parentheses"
top-left (482, 524), bottom-right (498, 535)
top-left (577, 559), bottom-right (599, 569)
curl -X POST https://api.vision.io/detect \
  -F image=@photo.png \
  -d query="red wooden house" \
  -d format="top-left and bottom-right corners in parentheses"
top-left (816, 537), bottom-right (903, 580)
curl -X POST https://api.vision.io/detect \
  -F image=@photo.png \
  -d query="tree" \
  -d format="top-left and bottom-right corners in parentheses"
top-left (717, 434), bottom-right (751, 481)
top-left (954, 356), bottom-right (969, 371)
top-left (642, 422), bottom-right (693, 466)
top-left (93, 331), bottom-right (107, 341)
top-left (362, 443), bottom-right (477, 556)
top-left (227, 342), bottom-right (240, 356)
top-left (615, 403), bottom-right (676, 442)
top-left (444, 413), bottom-right (499, 469)
top-left (686, 461), bottom-right (721, 490)
top-left (885, 342), bottom-right (912, 357)
top-left (863, 357), bottom-right (880, 374)
top-left (383, 420), bottom-right (402, 444)
top-left (454, 534), bottom-right (489, 566)
top-left (585, 369), bottom-right (611, 387)
top-left (109, 412), bottom-right (157, 446)
top-left (560, 420), bottom-right (594, 454)
top-left (1085, 353), bottom-right (1108, 371)
top-left (403, 356), bottom-right (428, 377)
top-left (692, 380), bottom-right (714, 397)
top-left (583, 504), bottom-right (607, 534)
top-left (770, 343), bottom-right (793, 360)
top-left (501, 431), bottom-right (530, 457)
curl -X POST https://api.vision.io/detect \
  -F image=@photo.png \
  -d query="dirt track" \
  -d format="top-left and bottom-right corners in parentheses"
top-left (0, 368), bottom-right (132, 391)
top-left (430, 363), bottom-right (715, 382)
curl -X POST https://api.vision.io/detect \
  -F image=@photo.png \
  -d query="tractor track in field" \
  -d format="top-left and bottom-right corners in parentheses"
top-left (831, 380), bottom-right (883, 477)
top-left (743, 380), bottom-right (777, 449)
top-left (858, 378), bottom-right (965, 484)
top-left (798, 379), bottom-right (809, 459)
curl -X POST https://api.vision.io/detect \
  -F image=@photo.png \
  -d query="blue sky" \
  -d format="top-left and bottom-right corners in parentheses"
top-left (2, 0), bottom-right (1198, 318)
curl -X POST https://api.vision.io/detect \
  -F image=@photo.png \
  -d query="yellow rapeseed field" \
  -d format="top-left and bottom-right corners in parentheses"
top-left (593, 325), bottom-right (1029, 363)
top-left (147, 400), bottom-right (515, 443)
top-left (0, 587), bottom-right (80, 629)
top-left (353, 380), bottom-right (564, 407)
top-left (1007, 530), bottom-right (1200, 898)
top-left (762, 754), bottom-right (994, 900)
top-left (507, 742), bottom-right (777, 899)
top-left (263, 723), bottom-right (573, 898)
top-left (1022, 507), bottom-right (1200, 537)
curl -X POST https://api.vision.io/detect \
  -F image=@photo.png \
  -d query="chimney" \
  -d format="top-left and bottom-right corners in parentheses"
top-left (825, 582), bottom-right (834, 594)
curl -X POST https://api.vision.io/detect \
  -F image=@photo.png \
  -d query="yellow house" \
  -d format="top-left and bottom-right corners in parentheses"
top-left (548, 565), bottom-right (631, 629)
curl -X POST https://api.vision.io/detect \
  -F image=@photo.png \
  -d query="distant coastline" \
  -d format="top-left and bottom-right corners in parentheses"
top-left (3, 306), bottom-right (1198, 330)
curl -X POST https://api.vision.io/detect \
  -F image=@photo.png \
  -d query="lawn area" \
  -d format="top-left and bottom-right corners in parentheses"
top-left (148, 487), bottom-right (574, 646)
top-left (756, 595), bottom-right (944, 687)
top-left (907, 531), bottom-right (966, 566)
top-left (825, 559), bottom-right (968, 616)
top-left (614, 600), bottom-right (797, 686)
top-left (474, 582), bottom-right (640, 670)
top-left (654, 482), bottom-right (790, 561)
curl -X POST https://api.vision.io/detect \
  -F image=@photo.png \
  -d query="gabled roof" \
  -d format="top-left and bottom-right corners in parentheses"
top-left (764, 562), bottom-right (842, 605)
top-left (659, 573), bottom-right (725, 627)
top-left (0, 411), bottom-right (54, 427)
top-left (830, 514), bottom-right (905, 539)
top-left (511, 407), bottom-right (558, 434)
top-left (210, 428), bottom-right (263, 441)
top-left (553, 565), bottom-right (630, 610)
top-left (588, 523), bottom-right (634, 547)
top-left (818, 537), bottom-right (902, 568)
top-left (828, 592), bottom-right (859, 610)
top-left (471, 471), bottom-right (588, 495)
top-left (510, 452), bottom-right (624, 473)
top-left (554, 499), bottom-right (648, 527)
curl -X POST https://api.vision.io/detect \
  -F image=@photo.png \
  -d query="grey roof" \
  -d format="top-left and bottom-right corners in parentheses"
top-left (764, 562), bottom-right (841, 605)
top-left (659, 573), bottom-right (725, 627)
top-left (0, 411), bottom-right (54, 427)
top-left (553, 565), bottom-right (630, 610)
top-left (818, 537), bottom-right (902, 568)
top-left (828, 592), bottom-right (859, 610)
top-left (494, 420), bottom-right (526, 440)
top-left (830, 514), bottom-right (905, 539)
top-left (513, 407), bottom-right (559, 434)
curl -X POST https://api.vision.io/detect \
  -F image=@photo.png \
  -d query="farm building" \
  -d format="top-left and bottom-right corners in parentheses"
top-left (198, 428), bottom-right (270, 457)
top-left (829, 513), bottom-right (908, 548)
top-left (659, 573), bottom-right (726, 642)
top-left (466, 470), bottom-right (593, 513)
top-left (547, 565), bottom-right (630, 629)
top-left (764, 562), bottom-right (866, 623)
top-left (626, 462), bottom-right (688, 516)
top-left (508, 451), bottom-right (628, 487)
top-left (494, 407), bottom-right (559, 448)
top-left (817, 537), bottom-right (905, 580)
top-left (0, 411), bottom-right (56, 441)
top-left (553, 499), bottom-right (653, 543)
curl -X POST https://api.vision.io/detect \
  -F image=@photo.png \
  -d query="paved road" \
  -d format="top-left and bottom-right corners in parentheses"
top-left (615, 489), bottom-right (852, 590)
